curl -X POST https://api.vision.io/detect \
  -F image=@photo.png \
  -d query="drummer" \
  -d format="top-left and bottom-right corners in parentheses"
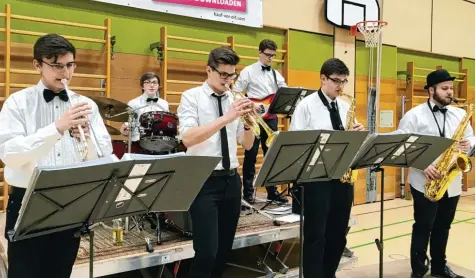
top-left (120, 72), bottom-right (169, 141)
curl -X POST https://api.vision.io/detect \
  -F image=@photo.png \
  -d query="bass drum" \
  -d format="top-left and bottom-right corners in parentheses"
top-left (139, 111), bottom-right (179, 153)
top-left (112, 140), bottom-right (141, 159)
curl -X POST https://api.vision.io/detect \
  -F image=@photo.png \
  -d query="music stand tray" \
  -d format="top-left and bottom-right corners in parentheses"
top-left (349, 132), bottom-right (454, 278)
top-left (9, 154), bottom-right (220, 278)
top-left (267, 87), bottom-right (316, 117)
top-left (254, 129), bottom-right (369, 277)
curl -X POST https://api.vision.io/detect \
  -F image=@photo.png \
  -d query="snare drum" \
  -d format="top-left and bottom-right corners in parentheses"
top-left (139, 111), bottom-right (179, 153)
top-left (112, 140), bottom-right (140, 159)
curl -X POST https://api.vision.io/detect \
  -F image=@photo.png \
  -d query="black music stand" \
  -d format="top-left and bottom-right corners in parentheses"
top-left (267, 87), bottom-right (316, 119)
top-left (257, 87), bottom-right (316, 209)
top-left (349, 132), bottom-right (454, 278)
top-left (8, 155), bottom-right (220, 278)
top-left (254, 129), bottom-right (369, 278)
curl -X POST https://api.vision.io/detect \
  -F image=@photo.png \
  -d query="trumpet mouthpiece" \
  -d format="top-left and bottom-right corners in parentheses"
top-left (451, 98), bottom-right (461, 103)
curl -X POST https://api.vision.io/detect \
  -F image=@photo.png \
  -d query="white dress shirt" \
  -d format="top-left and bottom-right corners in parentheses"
top-left (233, 61), bottom-right (287, 99)
top-left (397, 100), bottom-right (475, 197)
top-left (127, 93), bottom-right (169, 141)
top-left (290, 90), bottom-right (351, 131)
top-left (177, 82), bottom-right (245, 170)
top-left (0, 80), bottom-right (113, 189)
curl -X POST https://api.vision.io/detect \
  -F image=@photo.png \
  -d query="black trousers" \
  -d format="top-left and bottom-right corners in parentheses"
top-left (188, 172), bottom-right (242, 278)
top-left (5, 186), bottom-right (81, 278)
top-left (242, 117), bottom-right (278, 198)
top-left (296, 180), bottom-right (354, 278)
top-left (410, 186), bottom-right (459, 273)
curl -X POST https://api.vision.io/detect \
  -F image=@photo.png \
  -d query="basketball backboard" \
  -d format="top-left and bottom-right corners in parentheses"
top-left (325, 0), bottom-right (381, 29)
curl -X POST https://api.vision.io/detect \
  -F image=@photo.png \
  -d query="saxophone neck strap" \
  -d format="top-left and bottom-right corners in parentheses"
top-left (427, 99), bottom-right (446, 137)
top-left (318, 89), bottom-right (344, 130)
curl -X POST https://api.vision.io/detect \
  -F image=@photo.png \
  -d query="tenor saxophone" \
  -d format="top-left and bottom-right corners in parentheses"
top-left (226, 84), bottom-right (277, 147)
top-left (424, 101), bottom-right (474, 202)
top-left (340, 92), bottom-right (359, 184)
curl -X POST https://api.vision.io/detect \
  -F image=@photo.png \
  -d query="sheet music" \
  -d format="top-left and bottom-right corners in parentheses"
top-left (37, 154), bottom-right (120, 171)
top-left (113, 152), bottom-right (186, 202)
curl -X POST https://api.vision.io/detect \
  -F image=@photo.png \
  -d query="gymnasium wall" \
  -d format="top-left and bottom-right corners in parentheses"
top-left (0, 0), bottom-right (473, 206)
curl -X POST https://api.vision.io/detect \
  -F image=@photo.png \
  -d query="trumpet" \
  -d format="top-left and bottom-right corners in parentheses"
top-left (226, 84), bottom-right (277, 147)
top-left (61, 79), bottom-right (103, 161)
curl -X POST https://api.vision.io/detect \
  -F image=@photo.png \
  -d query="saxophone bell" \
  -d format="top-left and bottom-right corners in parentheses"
top-left (61, 79), bottom-right (102, 161)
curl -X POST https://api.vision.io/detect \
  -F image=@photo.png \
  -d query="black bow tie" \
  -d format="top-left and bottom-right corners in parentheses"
top-left (261, 65), bottom-right (271, 71)
top-left (43, 89), bottom-right (69, 103)
top-left (147, 97), bottom-right (158, 103)
top-left (432, 105), bottom-right (447, 114)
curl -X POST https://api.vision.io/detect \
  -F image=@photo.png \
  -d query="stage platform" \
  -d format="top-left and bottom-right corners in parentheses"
top-left (0, 203), bottom-right (358, 278)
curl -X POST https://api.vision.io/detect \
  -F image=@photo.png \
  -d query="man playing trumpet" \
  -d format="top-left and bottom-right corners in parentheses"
top-left (177, 46), bottom-right (255, 277)
top-left (0, 34), bottom-right (112, 278)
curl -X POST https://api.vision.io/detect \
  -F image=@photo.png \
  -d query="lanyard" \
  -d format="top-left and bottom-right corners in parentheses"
top-left (317, 89), bottom-right (344, 130)
top-left (427, 100), bottom-right (446, 137)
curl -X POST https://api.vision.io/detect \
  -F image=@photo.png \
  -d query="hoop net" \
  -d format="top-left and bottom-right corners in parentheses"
top-left (350, 20), bottom-right (388, 48)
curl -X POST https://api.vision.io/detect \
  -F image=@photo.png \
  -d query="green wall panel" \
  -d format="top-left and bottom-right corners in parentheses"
top-left (462, 58), bottom-right (475, 87)
top-left (288, 30), bottom-right (333, 72)
top-left (355, 41), bottom-right (397, 79)
top-left (396, 49), bottom-right (460, 82)
top-left (0, 0), bottom-right (285, 66)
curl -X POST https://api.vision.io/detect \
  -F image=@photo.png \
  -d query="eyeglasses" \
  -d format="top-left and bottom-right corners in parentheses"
top-left (211, 66), bottom-right (238, 80)
top-left (326, 76), bottom-right (348, 86)
top-left (262, 52), bottom-right (276, 58)
top-left (42, 60), bottom-right (77, 71)
top-left (143, 80), bottom-right (159, 85)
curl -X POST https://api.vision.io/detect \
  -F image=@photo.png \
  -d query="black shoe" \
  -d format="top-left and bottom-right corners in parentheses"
top-left (431, 266), bottom-right (464, 278)
top-left (267, 193), bottom-right (288, 204)
top-left (411, 265), bottom-right (429, 278)
top-left (342, 247), bottom-right (354, 258)
top-left (243, 196), bottom-right (255, 204)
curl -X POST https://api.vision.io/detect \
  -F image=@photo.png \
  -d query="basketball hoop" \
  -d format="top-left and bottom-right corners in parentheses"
top-left (350, 20), bottom-right (388, 48)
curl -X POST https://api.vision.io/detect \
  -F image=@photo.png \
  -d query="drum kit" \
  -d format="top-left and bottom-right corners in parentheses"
top-left (89, 95), bottom-right (191, 251)
top-left (89, 95), bottom-right (183, 158)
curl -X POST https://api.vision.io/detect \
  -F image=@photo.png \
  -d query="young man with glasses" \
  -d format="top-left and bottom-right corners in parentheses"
top-left (290, 58), bottom-right (364, 278)
top-left (178, 46), bottom-right (255, 277)
top-left (120, 72), bottom-right (169, 142)
top-left (233, 39), bottom-right (288, 204)
top-left (0, 33), bottom-right (112, 277)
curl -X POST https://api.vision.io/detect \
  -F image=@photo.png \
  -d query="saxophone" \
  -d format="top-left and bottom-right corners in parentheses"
top-left (340, 92), bottom-right (359, 184)
top-left (226, 84), bottom-right (277, 147)
top-left (424, 102), bottom-right (474, 202)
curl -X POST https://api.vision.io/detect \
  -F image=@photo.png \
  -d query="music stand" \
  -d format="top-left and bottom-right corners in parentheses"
top-left (8, 155), bottom-right (220, 278)
top-left (349, 132), bottom-right (454, 278)
top-left (267, 87), bottom-right (316, 119)
top-left (257, 87), bottom-right (316, 209)
top-left (254, 129), bottom-right (369, 278)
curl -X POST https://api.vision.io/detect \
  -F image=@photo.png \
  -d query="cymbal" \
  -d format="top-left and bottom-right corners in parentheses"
top-left (89, 96), bottom-right (130, 122)
top-left (105, 124), bottom-right (121, 135)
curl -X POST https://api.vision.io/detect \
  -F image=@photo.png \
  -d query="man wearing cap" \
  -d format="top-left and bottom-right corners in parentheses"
top-left (397, 69), bottom-right (474, 278)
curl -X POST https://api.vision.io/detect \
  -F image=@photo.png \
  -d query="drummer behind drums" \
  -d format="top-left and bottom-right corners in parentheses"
top-left (120, 72), bottom-right (169, 142)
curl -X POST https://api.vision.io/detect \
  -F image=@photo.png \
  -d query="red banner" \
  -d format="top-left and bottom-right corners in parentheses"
top-left (153, 0), bottom-right (247, 13)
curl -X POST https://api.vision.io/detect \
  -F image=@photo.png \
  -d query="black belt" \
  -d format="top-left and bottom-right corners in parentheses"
top-left (210, 168), bottom-right (237, 177)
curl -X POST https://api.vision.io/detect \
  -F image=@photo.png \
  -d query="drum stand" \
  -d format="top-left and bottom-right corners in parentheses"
top-left (104, 104), bottom-right (149, 234)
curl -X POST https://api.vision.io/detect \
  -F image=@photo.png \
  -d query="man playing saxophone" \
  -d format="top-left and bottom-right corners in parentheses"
top-left (0, 34), bottom-right (112, 278)
top-left (397, 69), bottom-right (474, 278)
top-left (177, 46), bottom-right (255, 277)
top-left (290, 58), bottom-right (364, 278)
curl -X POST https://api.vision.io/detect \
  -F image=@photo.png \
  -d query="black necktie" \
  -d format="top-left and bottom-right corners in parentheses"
top-left (212, 94), bottom-right (230, 170)
top-left (261, 65), bottom-right (271, 71)
top-left (147, 97), bottom-right (159, 103)
top-left (43, 89), bottom-right (69, 103)
top-left (330, 102), bottom-right (344, 130)
top-left (432, 105), bottom-right (447, 114)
